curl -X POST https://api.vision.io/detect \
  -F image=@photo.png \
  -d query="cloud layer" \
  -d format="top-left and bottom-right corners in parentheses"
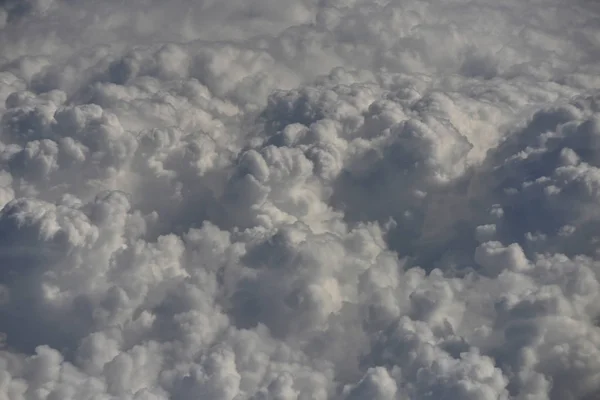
top-left (1, 0), bottom-right (600, 399)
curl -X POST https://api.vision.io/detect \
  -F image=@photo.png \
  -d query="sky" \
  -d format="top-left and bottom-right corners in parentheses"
top-left (1, 0), bottom-right (600, 399)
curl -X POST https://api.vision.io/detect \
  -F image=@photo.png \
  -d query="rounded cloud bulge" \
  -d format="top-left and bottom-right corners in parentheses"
top-left (1, 0), bottom-right (600, 399)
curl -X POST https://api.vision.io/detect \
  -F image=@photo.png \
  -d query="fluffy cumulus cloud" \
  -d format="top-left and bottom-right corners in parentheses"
top-left (1, 0), bottom-right (600, 399)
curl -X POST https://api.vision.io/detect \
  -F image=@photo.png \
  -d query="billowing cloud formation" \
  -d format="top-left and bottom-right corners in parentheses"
top-left (1, 0), bottom-right (600, 399)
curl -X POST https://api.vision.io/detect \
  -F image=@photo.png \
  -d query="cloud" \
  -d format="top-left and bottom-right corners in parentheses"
top-left (1, 0), bottom-right (600, 399)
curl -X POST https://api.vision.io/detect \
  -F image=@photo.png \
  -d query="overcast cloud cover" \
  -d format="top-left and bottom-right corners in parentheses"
top-left (1, 0), bottom-right (600, 399)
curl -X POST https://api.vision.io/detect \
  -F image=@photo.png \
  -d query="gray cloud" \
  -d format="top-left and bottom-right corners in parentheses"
top-left (1, 0), bottom-right (600, 399)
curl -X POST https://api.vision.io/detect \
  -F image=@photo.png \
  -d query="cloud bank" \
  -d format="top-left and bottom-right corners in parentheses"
top-left (1, 0), bottom-right (600, 399)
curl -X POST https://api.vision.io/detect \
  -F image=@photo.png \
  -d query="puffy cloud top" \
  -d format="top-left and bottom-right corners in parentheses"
top-left (1, 0), bottom-right (600, 399)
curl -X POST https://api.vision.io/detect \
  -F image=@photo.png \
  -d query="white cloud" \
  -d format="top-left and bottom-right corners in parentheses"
top-left (2, 0), bottom-right (600, 399)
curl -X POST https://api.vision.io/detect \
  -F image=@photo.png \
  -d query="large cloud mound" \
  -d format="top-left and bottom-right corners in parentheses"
top-left (1, 0), bottom-right (600, 399)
